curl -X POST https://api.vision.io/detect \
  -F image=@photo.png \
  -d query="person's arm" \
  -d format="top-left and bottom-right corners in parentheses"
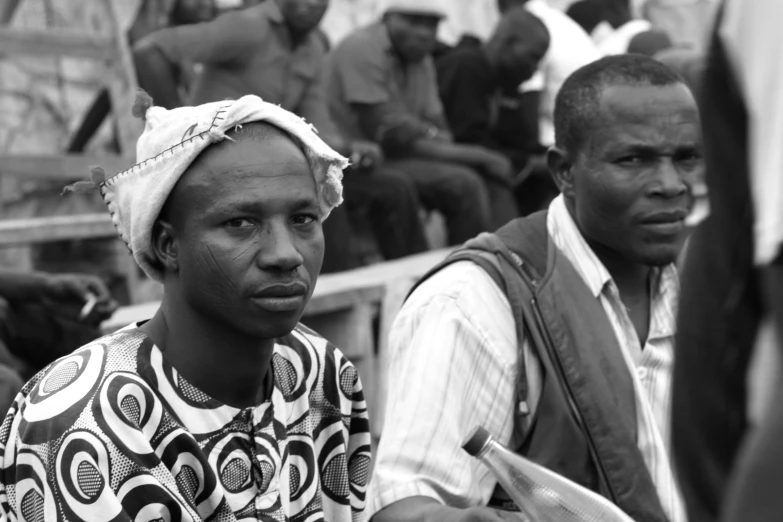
top-left (368, 264), bottom-right (519, 522)
top-left (0, 270), bottom-right (116, 324)
top-left (420, 57), bottom-right (453, 140)
top-left (298, 58), bottom-right (349, 154)
top-left (132, 11), bottom-right (258, 108)
top-left (0, 270), bottom-right (50, 302)
top-left (435, 51), bottom-right (497, 148)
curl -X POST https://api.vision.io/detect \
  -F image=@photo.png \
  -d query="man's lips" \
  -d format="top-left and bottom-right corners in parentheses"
top-left (250, 282), bottom-right (309, 313)
top-left (252, 282), bottom-right (308, 298)
top-left (639, 209), bottom-right (690, 235)
top-left (639, 209), bottom-right (689, 224)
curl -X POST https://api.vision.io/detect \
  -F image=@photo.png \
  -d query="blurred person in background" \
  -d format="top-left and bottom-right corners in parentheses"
top-left (497, 0), bottom-right (600, 148)
top-left (672, 1), bottom-right (783, 521)
top-left (0, 268), bottom-right (116, 412)
top-left (434, 8), bottom-right (553, 215)
top-left (134, 0), bottom-right (427, 269)
top-left (326, 0), bottom-right (520, 238)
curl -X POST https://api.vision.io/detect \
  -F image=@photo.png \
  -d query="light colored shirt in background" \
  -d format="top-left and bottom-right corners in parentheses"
top-left (720, 0), bottom-right (783, 266)
top-left (368, 195), bottom-right (685, 521)
top-left (596, 19), bottom-right (654, 55)
top-left (521, 0), bottom-right (600, 146)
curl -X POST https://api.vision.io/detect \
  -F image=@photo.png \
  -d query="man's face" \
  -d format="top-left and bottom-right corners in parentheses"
top-left (276, 0), bottom-right (329, 36)
top-left (496, 34), bottom-right (548, 87)
top-left (385, 13), bottom-right (440, 63)
top-left (166, 128), bottom-right (324, 340)
top-left (567, 83), bottom-right (703, 267)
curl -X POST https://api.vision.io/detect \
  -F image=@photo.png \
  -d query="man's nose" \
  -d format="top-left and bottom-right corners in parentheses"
top-left (257, 223), bottom-right (304, 272)
top-left (650, 158), bottom-right (689, 199)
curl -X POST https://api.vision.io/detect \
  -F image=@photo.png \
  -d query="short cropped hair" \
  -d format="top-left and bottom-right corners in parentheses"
top-left (553, 54), bottom-right (687, 157)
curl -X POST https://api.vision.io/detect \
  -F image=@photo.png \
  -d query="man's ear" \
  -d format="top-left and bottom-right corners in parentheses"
top-left (547, 146), bottom-right (576, 199)
top-left (150, 220), bottom-right (179, 273)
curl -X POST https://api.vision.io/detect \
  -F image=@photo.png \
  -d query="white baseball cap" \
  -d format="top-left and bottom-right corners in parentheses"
top-left (382, 0), bottom-right (447, 19)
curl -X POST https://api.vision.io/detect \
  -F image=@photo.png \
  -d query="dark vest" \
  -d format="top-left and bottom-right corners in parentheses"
top-left (412, 212), bottom-right (669, 522)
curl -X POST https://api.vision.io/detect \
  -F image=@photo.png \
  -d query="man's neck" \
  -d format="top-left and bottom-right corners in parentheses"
top-left (140, 295), bottom-right (275, 409)
top-left (588, 240), bottom-right (651, 297)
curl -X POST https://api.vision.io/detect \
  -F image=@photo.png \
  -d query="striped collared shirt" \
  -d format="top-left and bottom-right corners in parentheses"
top-left (367, 195), bottom-right (685, 522)
top-left (548, 195), bottom-right (686, 522)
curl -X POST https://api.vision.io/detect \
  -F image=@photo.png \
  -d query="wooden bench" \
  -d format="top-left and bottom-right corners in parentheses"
top-left (102, 248), bottom-right (453, 436)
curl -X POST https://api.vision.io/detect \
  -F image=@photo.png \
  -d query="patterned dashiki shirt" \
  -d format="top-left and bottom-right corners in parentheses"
top-left (0, 325), bottom-right (371, 522)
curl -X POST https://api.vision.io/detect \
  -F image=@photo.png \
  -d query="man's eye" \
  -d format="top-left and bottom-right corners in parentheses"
top-left (291, 214), bottom-right (318, 226)
top-left (225, 218), bottom-right (254, 228)
top-left (677, 152), bottom-right (702, 162)
top-left (617, 156), bottom-right (643, 165)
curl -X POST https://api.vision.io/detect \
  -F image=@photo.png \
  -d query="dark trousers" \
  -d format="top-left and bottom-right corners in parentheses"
top-left (321, 204), bottom-right (357, 274)
top-left (386, 158), bottom-right (494, 244)
top-left (343, 167), bottom-right (428, 260)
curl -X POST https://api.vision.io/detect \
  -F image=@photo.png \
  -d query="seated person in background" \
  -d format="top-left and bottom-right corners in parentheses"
top-left (133, 0), bottom-right (427, 269)
top-left (369, 55), bottom-right (701, 522)
top-left (325, 0), bottom-right (520, 237)
top-left (0, 269), bottom-right (116, 411)
top-left (0, 94), bottom-right (370, 521)
top-left (499, 0), bottom-right (600, 147)
top-left (434, 8), bottom-right (553, 215)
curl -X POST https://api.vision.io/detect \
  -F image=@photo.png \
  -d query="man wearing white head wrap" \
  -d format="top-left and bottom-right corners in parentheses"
top-left (0, 94), bottom-right (372, 522)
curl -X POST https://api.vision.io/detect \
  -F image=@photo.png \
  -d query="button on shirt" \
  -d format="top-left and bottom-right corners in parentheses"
top-left (368, 195), bottom-right (686, 522)
top-left (148, 1), bottom-right (337, 136)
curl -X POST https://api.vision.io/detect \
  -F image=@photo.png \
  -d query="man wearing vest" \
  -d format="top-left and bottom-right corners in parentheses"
top-left (368, 54), bottom-right (702, 522)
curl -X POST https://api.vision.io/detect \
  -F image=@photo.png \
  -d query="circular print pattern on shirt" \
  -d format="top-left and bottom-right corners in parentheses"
top-left (252, 432), bottom-right (283, 512)
top-left (316, 430), bottom-right (352, 505)
top-left (20, 344), bottom-right (106, 445)
top-left (205, 431), bottom-right (257, 510)
top-left (14, 450), bottom-right (58, 522)
top-left (92, 372), bottom-right (164, 468)
top-left (55, 430), bottom-right (123, 521)
top-left (116, 472), bottom-right (195, 522)
top-left (348, 447), bottom-right (372, 501)
top-left (273, 337), bottom-right (316, 404)
top-left (286, 435), bottom-right (317, 509)
top-left (156, 428), bottom-right (221, 517)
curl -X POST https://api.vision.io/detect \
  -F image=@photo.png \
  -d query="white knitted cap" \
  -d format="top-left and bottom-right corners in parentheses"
top-left (100, 95), bottom-right (347, 282)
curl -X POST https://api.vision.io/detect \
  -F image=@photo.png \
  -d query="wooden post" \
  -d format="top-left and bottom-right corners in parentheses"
top-left (103, 0), bottom-right (145, 303)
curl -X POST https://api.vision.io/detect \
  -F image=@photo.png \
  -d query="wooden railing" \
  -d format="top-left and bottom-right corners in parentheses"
top-left (101, 248), bottom-right (452, 436)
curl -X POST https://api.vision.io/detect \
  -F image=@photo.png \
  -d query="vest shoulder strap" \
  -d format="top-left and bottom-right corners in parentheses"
top-left (407, 223), bottom-right (551, 422)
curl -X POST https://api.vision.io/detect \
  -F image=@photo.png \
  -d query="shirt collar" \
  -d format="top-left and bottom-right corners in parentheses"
top-left (547, 194), bottom-right (612, 298)
top-left (546, 194), bottom-right (680, 336)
